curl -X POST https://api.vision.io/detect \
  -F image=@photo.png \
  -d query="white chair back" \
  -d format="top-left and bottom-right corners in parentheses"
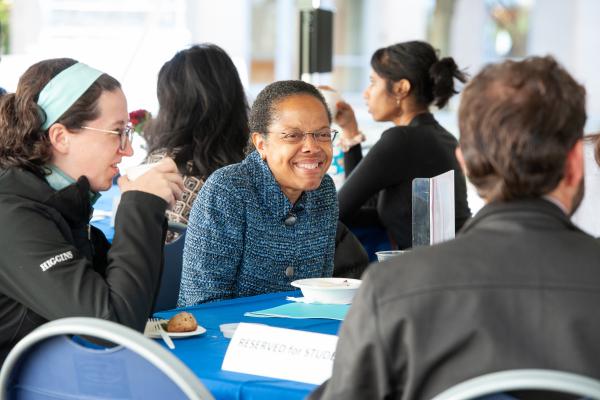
top-left (432, 369), bottom-right (600, 400)
top-left (0, 317), bottom-right (214, 400)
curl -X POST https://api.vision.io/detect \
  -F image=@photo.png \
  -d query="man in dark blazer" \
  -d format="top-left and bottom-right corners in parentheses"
top-left (310, 56), bottom-right (600, 400)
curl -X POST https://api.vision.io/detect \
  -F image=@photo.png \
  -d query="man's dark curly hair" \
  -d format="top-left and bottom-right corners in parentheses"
top-left (459, 55), bottom-right (586, 201)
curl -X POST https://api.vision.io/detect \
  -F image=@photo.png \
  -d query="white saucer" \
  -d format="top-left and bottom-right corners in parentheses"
top-left (144, 319), bottom-right (207, 339)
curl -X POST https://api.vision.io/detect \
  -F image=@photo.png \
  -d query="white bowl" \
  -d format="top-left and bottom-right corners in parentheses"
top-left (375, 250), bottom-right (410, 262)
top-left (290, 278), bottom-right (361, 304)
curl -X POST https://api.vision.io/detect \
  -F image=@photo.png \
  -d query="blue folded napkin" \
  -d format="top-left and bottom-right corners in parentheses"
top-left (244, 302), bottom-right (349, 320)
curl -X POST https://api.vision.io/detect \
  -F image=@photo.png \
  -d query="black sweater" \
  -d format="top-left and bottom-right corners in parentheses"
top-left (338, 113), bottom-right (471, 249)
top-left (0, 168), bottom-right (167, 365)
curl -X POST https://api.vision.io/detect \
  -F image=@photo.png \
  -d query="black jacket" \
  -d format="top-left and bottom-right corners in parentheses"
top-left (312, 199), bottom-right (600, 399)
top-left (338, 113), bottom-right (471, 249)
top-left (0, 168), bottom-right (167, 364)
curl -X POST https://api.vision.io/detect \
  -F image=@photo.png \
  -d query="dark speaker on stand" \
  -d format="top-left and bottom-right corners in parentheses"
top-left (299, 8), bottom-right (334, 77)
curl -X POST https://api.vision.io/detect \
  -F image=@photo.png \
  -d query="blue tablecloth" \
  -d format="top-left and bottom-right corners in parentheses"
top-left (91, 184), bottom-right (120, 242)
top-left (154, 291), bottom-right (341, 400)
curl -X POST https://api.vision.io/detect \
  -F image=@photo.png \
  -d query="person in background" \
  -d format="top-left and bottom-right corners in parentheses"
top-left (336, 41), bottom-right (471, 250)
top-left (333, 221), bottom-right (369, 279)
top-left (570, 132), bottom-right (600, 236)
top-left (179, 80), bottom-right (338, 305)
top-left (311, 55), bottom-right (600, 399)
top-left (144, 43), bottom-right (249, 242)
top-left (0, 58), bottom-right (183, 365)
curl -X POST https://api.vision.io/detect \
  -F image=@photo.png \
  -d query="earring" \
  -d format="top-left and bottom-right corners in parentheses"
top-left (396, 97), bottom-right (401, 106)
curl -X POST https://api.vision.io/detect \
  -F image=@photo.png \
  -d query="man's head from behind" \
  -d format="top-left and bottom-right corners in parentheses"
top-left (458, 56), bottom-right (586, 210)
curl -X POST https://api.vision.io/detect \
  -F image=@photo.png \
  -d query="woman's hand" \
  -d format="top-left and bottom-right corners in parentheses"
top-left (335, 101), bottom-right (361, 138)
top-left (118, 158), bottom-right (184, 209)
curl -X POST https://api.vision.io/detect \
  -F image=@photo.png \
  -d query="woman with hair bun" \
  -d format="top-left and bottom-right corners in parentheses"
top-left (336, 41), bottom-right (471, 250)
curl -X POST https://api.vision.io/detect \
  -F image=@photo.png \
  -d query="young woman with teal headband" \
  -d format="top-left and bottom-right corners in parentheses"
top-left (0, 58), bottom-right (184, 364)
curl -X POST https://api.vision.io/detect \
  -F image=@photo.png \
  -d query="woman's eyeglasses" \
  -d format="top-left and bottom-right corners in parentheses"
top-left (79, 124), bottom-right (134, 151)
top-left (272, 129), bottom-right (338, 144)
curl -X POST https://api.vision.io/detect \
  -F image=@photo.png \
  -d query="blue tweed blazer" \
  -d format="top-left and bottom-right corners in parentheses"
top-left (178, 151), bottom-right (338, 305)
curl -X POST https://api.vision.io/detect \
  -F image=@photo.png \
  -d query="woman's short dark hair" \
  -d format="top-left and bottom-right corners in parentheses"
top-left (459, 55), bottom-right (586, 202)
top-left (145, 43), bottom-right (250, 177)
top-left (249, 80), bottom-right (331, 134)
top-left (371, 41), bottom-right (467, 108)
top-left (0, 58), bottom-right (120, 176)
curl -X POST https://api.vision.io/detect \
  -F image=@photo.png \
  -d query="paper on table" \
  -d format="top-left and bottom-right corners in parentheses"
top-left (244, 302), bottom-right (349, 321)
top-left (412, 170), bottom-right (455, 247)
top-left (222, 323), bottom-right (338, 385)
top-left (91, 209), bottom-right (112, 222)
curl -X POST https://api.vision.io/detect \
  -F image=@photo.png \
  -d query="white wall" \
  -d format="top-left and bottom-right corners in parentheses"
top-left (365, 0), bottom-right (429, 57)
top-left (526, 0), bottom-right (600, 130)
top-left (185, 0), bottom-right (252, 87)
top-left (528, 0), bottom-right (576, 64)
top-left (572, 0), bottom-right (600, 130)
top-left (449, 0), bottom-right (487, 76)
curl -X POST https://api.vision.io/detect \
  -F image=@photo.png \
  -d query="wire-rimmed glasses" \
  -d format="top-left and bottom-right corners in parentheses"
top-left (271, 128), bottom-right (338, 144)
top-left (79, 124), bottom-right (134, 151)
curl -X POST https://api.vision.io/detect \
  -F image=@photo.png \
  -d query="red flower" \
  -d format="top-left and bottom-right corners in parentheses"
top-left (129, 109), bottom-right (152, 133)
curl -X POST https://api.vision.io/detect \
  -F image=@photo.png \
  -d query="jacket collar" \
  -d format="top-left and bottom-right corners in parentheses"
top-left (0, 167), bottom-right (93, 228)
top-left (408, 112), bottom-right (438, 128)
top-left (45, 164), bottom-right (75, 190)
top-left (44, 176), bottom-right (94, 227)
top-left (460, 198), bottom-right (580, 235)
top-left (45, 164), bottom-right (100, 205)
top-left (245, 150), bottom-right (308, 220)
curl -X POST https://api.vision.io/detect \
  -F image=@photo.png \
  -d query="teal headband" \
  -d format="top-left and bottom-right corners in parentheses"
top-left (37, 62), bottom-right (104, 130)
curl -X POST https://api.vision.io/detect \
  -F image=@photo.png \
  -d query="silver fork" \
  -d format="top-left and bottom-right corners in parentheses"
top-left (150, 317), bottom-right (175, 349)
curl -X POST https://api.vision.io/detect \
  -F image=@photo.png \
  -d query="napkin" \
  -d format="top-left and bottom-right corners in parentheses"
top-left (244, 302), bottom-right (349, 321)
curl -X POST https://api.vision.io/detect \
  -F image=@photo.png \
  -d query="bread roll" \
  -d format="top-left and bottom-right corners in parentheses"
top-left (167, 311), bottom-right (198, 332)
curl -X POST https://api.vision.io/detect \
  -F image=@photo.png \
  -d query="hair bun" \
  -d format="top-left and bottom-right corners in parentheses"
top-left (432, 57), bottom-right (459, 75)
top-left (429, 56), bottom-right (467, 108)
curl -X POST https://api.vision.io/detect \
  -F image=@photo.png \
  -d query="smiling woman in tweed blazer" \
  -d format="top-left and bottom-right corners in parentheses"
top-left (178, 80), bottom-right (339, 306)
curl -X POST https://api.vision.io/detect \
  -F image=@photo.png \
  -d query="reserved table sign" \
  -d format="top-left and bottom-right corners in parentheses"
top-left (221, 323), bottom-right (338, 385)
